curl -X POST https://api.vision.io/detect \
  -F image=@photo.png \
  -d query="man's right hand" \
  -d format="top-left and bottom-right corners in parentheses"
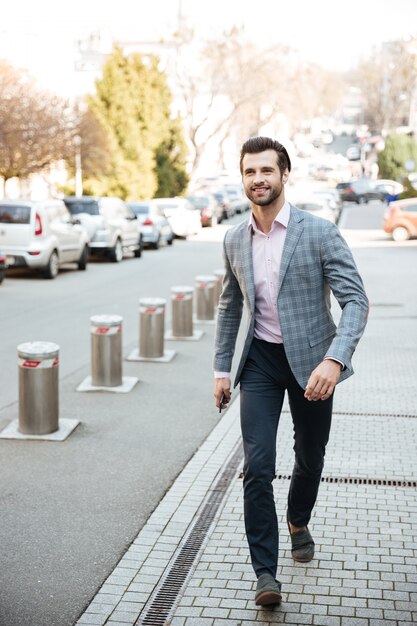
top-left (214, 377), bottom-right (232, 410)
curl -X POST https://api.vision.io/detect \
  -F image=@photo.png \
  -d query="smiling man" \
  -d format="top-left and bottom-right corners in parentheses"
top-left (213, 136), bottom-right (368, 607)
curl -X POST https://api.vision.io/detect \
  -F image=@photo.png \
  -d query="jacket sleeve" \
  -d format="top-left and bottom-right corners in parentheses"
top-left (321, 222), bottom-right (369, 370)
top-left (213, 230), bottom-right (244, 373)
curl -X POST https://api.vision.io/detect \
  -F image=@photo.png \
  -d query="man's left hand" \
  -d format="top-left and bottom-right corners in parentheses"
top-left (304, 360), bottom-right (342, 401)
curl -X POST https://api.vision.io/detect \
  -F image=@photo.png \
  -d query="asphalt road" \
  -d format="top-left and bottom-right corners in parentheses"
top-left (0, 224), bottom-right (246, 626)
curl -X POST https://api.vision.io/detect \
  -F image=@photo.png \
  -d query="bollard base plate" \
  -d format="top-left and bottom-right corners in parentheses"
top-left (165, 330), bottom-right (204, 341)
top-left (126, 349), bottom-right (176, 363)
top-left (0, 418), bottom-right (80, 441)
top-left (76, 376), bottom-right (139, 393)
top-left (193, 316), bottom-right (217, 325)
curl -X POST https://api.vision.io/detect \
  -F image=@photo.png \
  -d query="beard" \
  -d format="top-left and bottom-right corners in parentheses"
top-left (246, 181), bottom-right (283, 206)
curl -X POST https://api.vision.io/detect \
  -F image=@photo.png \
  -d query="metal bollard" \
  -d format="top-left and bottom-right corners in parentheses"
top-left (139, 297), bottom-right (166, 358)
top-left (18, 341), bottom-right (59, 435)
top-left (195, 275), bottom-right (216, 321)
top-left (171, 286), bottom-right (194, 337)
top-left (213, 269), bottom-right (226, 306)
top-left (91, 315), bottom-right (123, 387)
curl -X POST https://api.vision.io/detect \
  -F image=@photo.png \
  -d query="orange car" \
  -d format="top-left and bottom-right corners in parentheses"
top-left (383, 198), bottom-right (417, 241)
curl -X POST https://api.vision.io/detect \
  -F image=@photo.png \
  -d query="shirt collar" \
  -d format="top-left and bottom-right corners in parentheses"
top-left (247, 201), bottom-right (291, 232)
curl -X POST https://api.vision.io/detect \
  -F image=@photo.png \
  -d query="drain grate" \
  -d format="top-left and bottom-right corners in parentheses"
top-left (135, 443), bottom-right (244, 626)
top-left (274, 474), bottom-right (417, 488)
top-left (333, 410), bottom-right (417, 418)
top-left (281, 409), bottom-right (417, 419)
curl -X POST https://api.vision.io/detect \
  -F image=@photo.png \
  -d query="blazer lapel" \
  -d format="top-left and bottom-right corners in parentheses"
top-left (241, 225), bottom-right (255, 312)
top-left (278, 205), bottom-right (304, 291)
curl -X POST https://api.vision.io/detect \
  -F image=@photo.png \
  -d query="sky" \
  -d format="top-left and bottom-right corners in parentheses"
top-left (1, 0), bottom-right (416, 95)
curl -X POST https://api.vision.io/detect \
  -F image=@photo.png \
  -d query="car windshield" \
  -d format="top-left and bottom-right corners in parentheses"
top-left (64, 200), bottom-right (100, 215)
top-left (0, 205), bottom-right (31, 224)
top-left (188, 197), bottom-right (209, 209)
top-left (127, 204), bottom-right (150, 215)
top-left (297, 202), bottom-right (323, 211)
top-left (157, 202), bottom-right (181, 210)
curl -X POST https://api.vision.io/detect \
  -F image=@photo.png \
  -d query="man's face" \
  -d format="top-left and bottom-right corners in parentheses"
top-left (241, 149), bottom-right (288, 207)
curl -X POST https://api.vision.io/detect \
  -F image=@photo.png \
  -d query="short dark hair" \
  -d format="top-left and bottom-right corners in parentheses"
top-left (240, 136), bottom-right (291, 175)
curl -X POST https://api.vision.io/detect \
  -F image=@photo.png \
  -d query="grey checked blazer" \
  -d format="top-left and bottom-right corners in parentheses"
top-left (214, 204), bottom-right (369, 390)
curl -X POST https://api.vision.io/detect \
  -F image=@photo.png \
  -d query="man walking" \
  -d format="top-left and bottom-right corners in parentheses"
top-left (213, 136), bottom-right (368, 606)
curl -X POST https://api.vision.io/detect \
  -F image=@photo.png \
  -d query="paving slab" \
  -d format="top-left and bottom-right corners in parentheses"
top-left (76, 394), bottom-right (417, 626)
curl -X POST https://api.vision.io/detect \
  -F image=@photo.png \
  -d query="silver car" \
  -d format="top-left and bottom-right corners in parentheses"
top-left (292, 196), bottom-right (336, 224)
top-left (313, 189), bottom-right (343, 222)
top-left (63, 196), bottom-right (142, 262)
top-left (0, 199), bottom-right (90, 279)
top-left (126, 201), bottom-right (174, 249)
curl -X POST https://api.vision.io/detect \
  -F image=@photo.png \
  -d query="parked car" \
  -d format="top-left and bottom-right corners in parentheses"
top-left (152, 197), bottom-right (202, 238)
top-left (374, 179), bottom-right (404, 202)
top-left (222, 185), bottom-right (250, 214)
top-left (186, 194), bottom-right (223, 227)
top-left (336, 179), bottom-right (386, 204)
top-left (212, 191), bottom-right (235, 220)
top-left (383, 198), bottom-right (417, 241)
top-left (0, 199), bottom-right (90, 279)
top-left (63, 196), bottom-right (142, 262)
top-left (0, 250), bottom-right (7, 284)
top-left (126, 201), bottom-right (174, 248)
top-left (313, 189), bottom-right (343, 222)
top-left (293, 196), bottom-right (335, 223)
top-left (375, 179), bottom-right (404, 195)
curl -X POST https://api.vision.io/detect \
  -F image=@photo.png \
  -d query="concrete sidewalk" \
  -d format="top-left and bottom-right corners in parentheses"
top-left (75, 238), bottom-right (417, 626)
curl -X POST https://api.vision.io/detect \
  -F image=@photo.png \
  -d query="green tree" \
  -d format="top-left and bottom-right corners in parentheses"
top-left (155, 116), bottom-right (189, 197)
top-left (378, 133), bottom-right (417, 180)
top-left (398, 176), bottom-right (417, 199)
top-left (87, 46), bottom-right (188, 200)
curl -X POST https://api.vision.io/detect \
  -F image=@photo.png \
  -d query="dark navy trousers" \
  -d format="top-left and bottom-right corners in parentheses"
top-left (239, 338), bottom-right (333, 578)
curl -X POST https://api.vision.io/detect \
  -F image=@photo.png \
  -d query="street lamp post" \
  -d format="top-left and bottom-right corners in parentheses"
top-left (74, 134), bottom-right (83, 197)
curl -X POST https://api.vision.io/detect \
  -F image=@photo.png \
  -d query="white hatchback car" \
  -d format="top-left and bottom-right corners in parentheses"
top-left (0, 199), bottom-right (90, 278)
top-left (153, 197), bottom-right (202, 238)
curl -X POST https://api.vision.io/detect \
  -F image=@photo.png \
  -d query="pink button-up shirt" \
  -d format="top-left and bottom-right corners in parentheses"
top-left (214, 202), bottom-right (290, 378)
top-left (250, 202), bottom-right (290, 343)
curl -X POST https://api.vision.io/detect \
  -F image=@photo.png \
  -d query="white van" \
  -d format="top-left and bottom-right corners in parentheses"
top-left (0, 199), bottom-right (90, 279)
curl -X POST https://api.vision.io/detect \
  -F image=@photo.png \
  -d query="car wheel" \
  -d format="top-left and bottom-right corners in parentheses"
top-left (392, 226), bottom-right (410, 242)
top-left (110, 239), bottom-right (123, 262)
top-left (44, 250), bottom-right (59, 279)
top-left (167, 236), bottom-right (174, 246)
top-left (152, 236), bottom-right (160, 250)
top-left (134, 236), bottom-right (142, 258)
top-left (78, 245), bottom-right (88, 270)
top-left (0, 270), bottom-right (5, 284)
